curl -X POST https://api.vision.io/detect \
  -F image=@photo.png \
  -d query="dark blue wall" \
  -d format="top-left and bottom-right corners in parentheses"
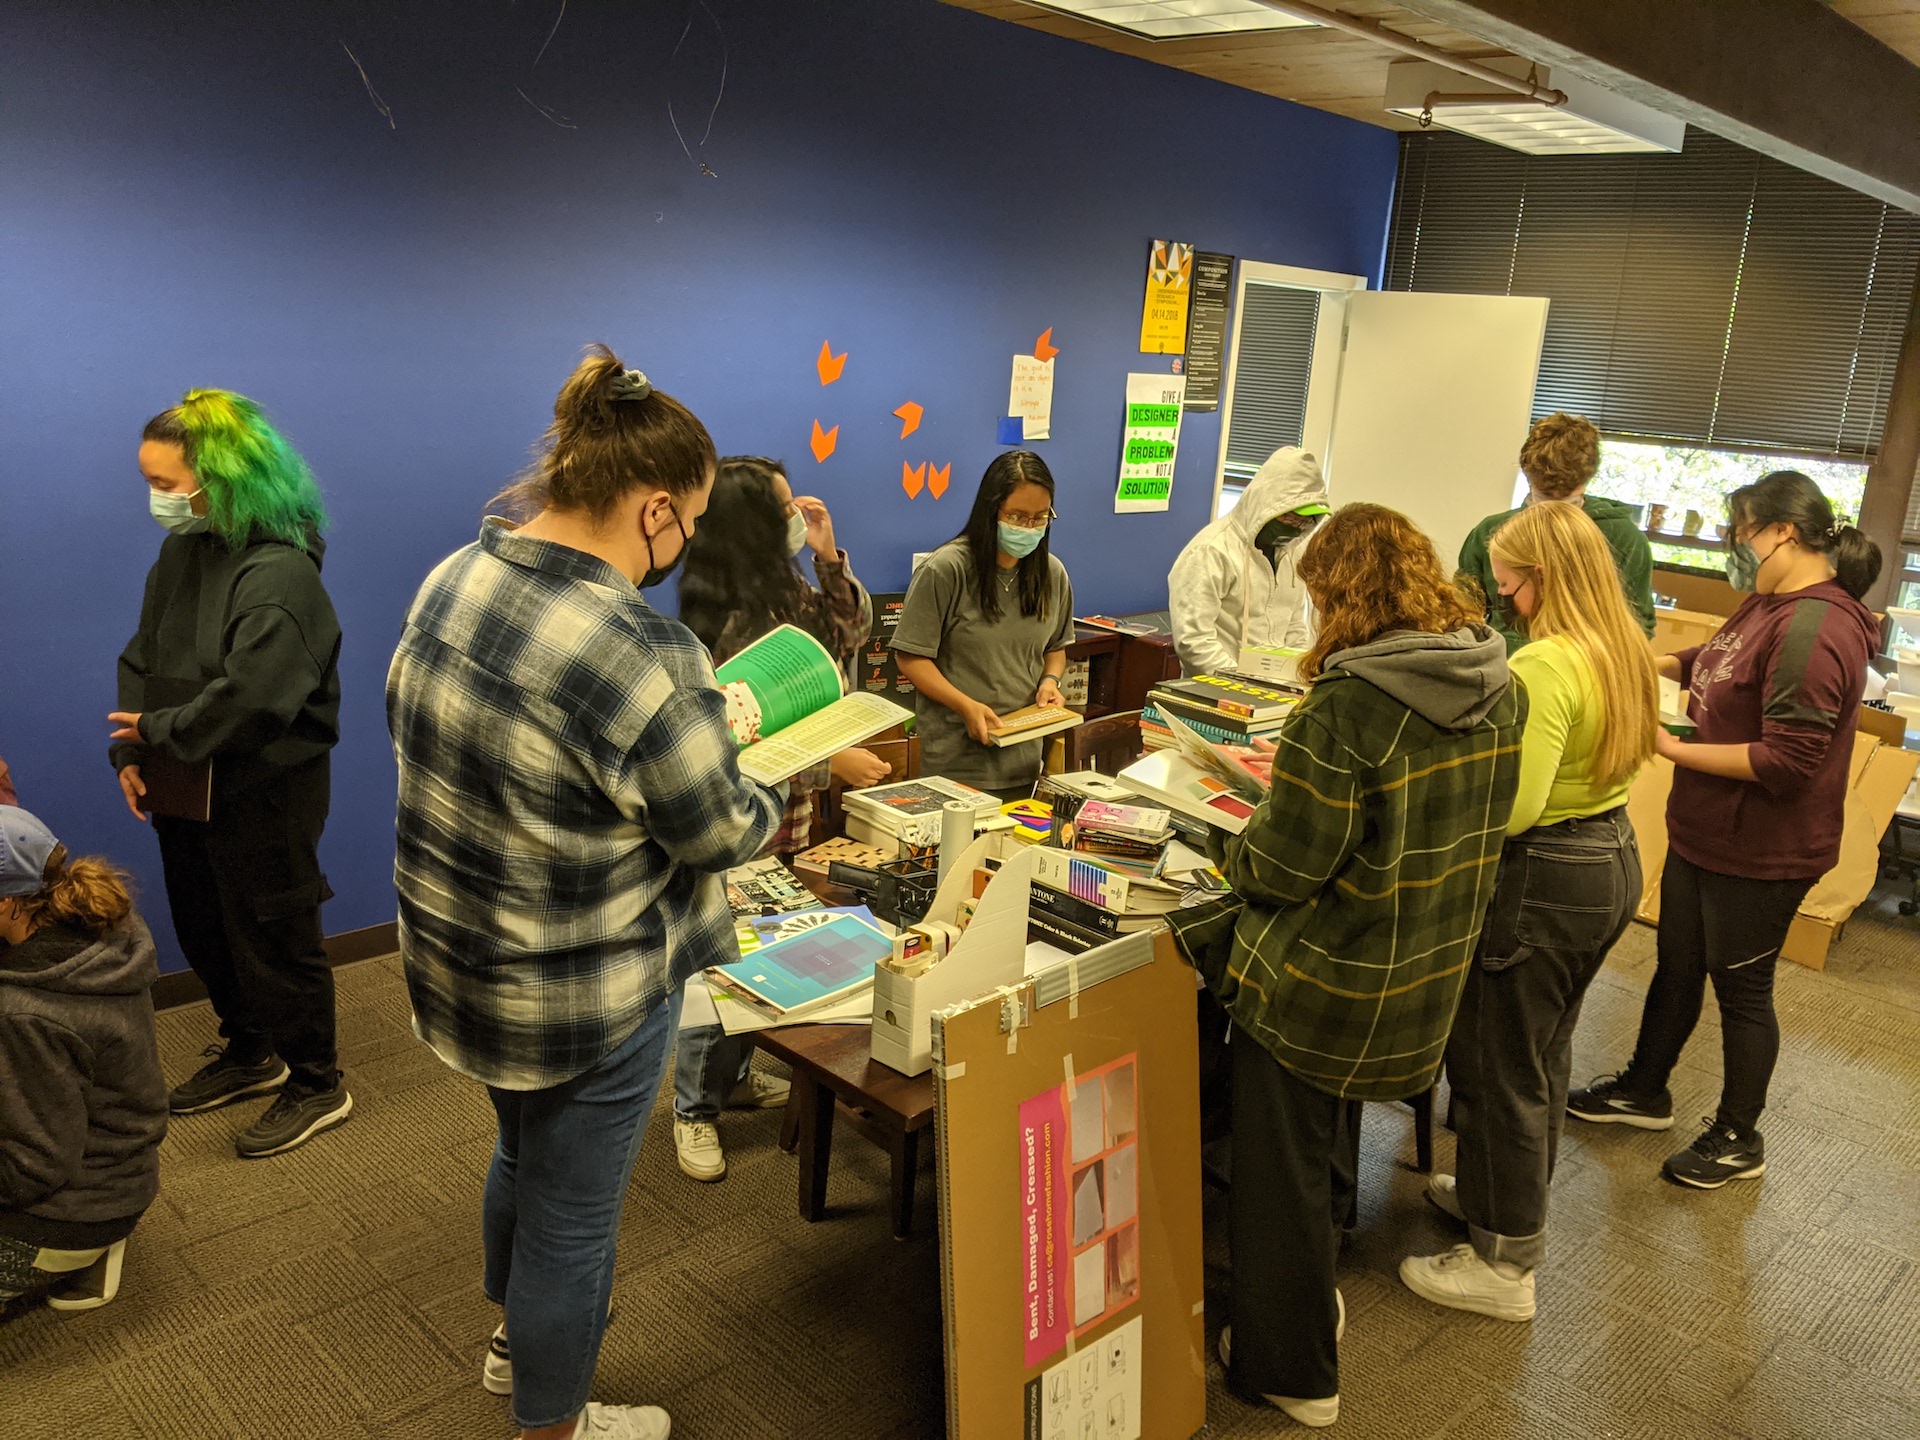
top-left (0, 0), bottom-right (1396, 972)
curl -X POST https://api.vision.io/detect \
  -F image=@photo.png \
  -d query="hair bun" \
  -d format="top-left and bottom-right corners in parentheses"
top-left (607, 368), bottom-right (653, 403)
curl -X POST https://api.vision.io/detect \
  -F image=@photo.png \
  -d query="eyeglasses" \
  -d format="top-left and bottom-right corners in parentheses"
top-left (1000, 509), bottom-right (1057, 530)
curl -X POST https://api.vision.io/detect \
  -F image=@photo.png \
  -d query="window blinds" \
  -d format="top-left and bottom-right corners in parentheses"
top-left (1221, 282), bottom-right (1320, 482)
top-left (1386, 128), bottom-right (1920, 461)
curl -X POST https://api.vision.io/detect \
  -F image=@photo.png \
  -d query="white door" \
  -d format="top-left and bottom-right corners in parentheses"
top-left (1322, 291), bottom-right (1550, 565)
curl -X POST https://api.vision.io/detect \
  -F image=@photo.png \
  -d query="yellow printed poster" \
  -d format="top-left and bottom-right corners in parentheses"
top-left (1137, 240), bottom-right (1193, 354)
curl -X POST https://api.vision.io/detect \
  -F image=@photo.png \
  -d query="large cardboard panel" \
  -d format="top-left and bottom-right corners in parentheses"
top-left (933, 931), bottom-right (1205, 1440)
top-left (1651, 607), bottom-right (1724, 659)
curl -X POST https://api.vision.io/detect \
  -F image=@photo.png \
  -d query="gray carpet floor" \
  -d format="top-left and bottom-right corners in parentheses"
top-left (2, 891), bottom-right (1917, 1439)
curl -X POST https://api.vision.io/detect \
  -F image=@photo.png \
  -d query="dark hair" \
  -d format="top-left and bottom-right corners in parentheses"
top-left (1728, 471), bottom-right (1882, 601)
top-left (493, 343), bottom-right (716, 522)
top-left (958, 450), bottom-right (1055, 623)
top-left (678, 456), bottom-right (812, 654)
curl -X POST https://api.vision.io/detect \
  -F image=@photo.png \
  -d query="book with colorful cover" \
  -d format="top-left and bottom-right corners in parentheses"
top-left (1160, 673), bottom-right (1297, 721)
top-left (1117, 750), bottom-right (1260, 834)
top-left (1071, 799), bottom-right (1173, 843)
top-left (1147, 690), bottom-right (1286, 738)
top-left (1031, 847), bottom-right (1181, 915)
top-left (715, 624), bottom-right (912, 786)
top-left (986, 704), bottom-right (1085, 747)
top-left (708, 911), bottom-right (891, 1017)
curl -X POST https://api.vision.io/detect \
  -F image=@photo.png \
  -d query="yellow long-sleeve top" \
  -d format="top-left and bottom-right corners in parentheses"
top-left (1506, 635), bottom-right (1631, 835)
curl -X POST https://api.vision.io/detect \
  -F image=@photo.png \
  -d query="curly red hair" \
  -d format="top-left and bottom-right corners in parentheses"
top-left (1294, 504), bottom-right (1483, 682)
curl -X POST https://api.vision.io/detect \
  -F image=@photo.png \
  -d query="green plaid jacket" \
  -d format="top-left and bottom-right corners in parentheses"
top-left (1167, 667), bottom-right (1526, 1101)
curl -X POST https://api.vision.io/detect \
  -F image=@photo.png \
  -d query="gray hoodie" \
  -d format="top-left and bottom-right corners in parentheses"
top-left (0, 918), bottom-right (167, 1247)
top-left (1324, 625), bottom-right (1512, 730)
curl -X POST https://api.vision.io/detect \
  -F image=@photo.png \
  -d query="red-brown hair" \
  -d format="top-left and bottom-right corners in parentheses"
top-left (1518, 412), bottom-right (1600, 500)
top-left (1294, 504), bottom-right (1483, 682)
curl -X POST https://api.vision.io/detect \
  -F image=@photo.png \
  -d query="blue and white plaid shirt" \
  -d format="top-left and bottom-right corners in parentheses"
top-left (386, 519), bottom-right (781, 1090)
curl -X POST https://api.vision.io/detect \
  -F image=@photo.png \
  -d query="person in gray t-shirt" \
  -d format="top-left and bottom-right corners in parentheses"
top-left (891, 452), bottom-right (1075, 797)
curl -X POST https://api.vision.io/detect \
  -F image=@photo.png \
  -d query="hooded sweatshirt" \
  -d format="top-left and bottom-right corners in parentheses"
top-left (1169, 448), bottom-right (1328, 677)
top-left (1670, 580), bottom-right (1878, 880)
top-left (0, 918), bottom-right (167, 1247)
top-left (1165, 625), bottom-right (1526, 1101)
top-left (111, 528), bottom-right (342, 794)
top-left (1458, 493), bottom-right (1656, 654)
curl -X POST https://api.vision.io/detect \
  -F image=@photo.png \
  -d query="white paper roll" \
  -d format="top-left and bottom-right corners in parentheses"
top-left (937, 799), bottom-right (977, 888)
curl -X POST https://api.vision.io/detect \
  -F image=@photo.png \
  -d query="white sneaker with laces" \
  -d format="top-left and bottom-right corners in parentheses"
top-left (1399, 1243), bottom-right (1535, 1321)
top-left (726, 1071), bottom-right (791, 1109)
top-left (1426, 1172), bottom-right (1464, 1223)
top-left (573, 1400), bottom-right (672, 1439)
top-left (1216, 1290), bottom-right (1343, 1428)
top-left (482, 1322), bottom-right (512, 1395)
top-left (674, 1118), bottom-right (726, 1182)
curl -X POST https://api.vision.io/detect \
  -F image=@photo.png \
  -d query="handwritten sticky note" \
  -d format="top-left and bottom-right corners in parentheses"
top-left (1009, 355), bottom-right (1054, 442)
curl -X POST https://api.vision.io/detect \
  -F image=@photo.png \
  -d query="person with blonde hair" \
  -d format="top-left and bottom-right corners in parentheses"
top-left (1401, 501), bottom-right (1656, 1322)
top-left (1167, 504), bottom-right (1524, 1427)
top-left (1458, 412), bottom-right (1654, 651)
top-left (0, 807), bottom-right (167, 1316)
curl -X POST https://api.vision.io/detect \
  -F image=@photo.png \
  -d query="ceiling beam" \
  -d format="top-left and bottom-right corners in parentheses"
top-left (1389, 0), bottom-right (1920, 212)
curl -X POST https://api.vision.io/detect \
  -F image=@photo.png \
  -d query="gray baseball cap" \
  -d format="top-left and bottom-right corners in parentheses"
top-left (0, 806), bottom-right (62, 898)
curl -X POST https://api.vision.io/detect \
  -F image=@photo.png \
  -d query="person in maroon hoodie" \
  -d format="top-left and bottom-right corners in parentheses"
top-left (1567, 472), bottom-right (1881, 1189)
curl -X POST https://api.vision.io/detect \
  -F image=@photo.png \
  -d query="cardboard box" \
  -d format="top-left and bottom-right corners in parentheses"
top-left (1628, 724), bottom-right (1920, 969)
top-left (1651, 606), bottom-right (1725, 659)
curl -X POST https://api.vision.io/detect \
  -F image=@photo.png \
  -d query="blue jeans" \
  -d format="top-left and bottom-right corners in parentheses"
top-left (672, 983), bottom-right (752, 1122)
top-left (482, 990), bottom-right (680, 1430)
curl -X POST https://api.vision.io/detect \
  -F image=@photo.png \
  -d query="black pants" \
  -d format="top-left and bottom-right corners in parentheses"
top-left (1621, 853), bottom-right (1812, 1135)
top-left (1228, 1029), bottom-right (1358, 1403)
top-left (1448, 810), bottom-right (1639, 1271)
top-left (155, 754), bottom-right (338, 1090)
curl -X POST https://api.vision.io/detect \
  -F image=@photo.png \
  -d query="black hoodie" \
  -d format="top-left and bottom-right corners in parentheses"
top-left (111, 527), bottom-right (341, 793)
top-left (0, 919), bottom-right (167, 1247)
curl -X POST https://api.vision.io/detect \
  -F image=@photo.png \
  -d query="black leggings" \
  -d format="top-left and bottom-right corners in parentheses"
top-left (1622, 853), bottom-right (1814, 1134)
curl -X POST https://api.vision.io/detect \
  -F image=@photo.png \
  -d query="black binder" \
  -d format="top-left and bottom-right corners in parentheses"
top-left (136, 677), bottom-right (213, 823)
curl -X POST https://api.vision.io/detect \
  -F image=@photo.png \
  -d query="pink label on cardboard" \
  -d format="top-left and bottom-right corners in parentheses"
top-left (1018, 1085), bottom-right (1072, 1367)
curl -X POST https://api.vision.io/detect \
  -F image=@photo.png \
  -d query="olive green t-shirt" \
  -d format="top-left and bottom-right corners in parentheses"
top-left (891, 540), bottom-right (1075, 792)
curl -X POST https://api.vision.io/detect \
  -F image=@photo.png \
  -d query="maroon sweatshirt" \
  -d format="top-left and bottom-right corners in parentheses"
top-left (1671, 581), bottom-right (1877, 881)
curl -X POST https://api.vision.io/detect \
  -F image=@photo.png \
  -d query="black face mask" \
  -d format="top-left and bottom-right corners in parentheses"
top-left (1495, 589), bottom-right (1528, 635)
top-left (640, 501), bottom-right (689, 589)
top-left (1254, 514), bottom-right (1316, 568)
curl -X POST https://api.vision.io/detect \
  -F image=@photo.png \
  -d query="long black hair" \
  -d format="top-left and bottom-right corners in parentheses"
top-left (677, 456), bottom-right (810, 654)
top-left (958, 450), bottom-right (1055, 623)
top-left (1728, 471), bottom-right (1882, 601)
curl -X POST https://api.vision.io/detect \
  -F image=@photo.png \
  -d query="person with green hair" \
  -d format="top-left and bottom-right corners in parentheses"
top-left (106, 388), bottom-right (351, 1161)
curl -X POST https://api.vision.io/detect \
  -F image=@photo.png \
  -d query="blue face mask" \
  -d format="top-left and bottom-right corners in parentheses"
top-left (149, 488), bottom-right (210, 535)
top-left (997, 521), bottom-right (1045, 559)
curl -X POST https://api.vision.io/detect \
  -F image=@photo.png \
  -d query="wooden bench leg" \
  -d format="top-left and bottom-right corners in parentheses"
top-left (889, 1127), bottom-right (920, 1240)
top-left (778, 1090), bottom-right (801, 1154)
top-left (794, 1080), bottom-right (836, 1223)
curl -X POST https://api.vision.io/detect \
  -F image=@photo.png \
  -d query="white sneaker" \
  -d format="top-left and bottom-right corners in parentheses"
top-left (674, 1118), bottom-right (726, 1182)
top-left (727, 1071), bottom-right (791, 1109)
top-left (1426, 1172), bottom-right (1465, 1223)
top-left (1216, 1290), bottom-right (1343, 1428)
top-left (482, 1323), bottom-right (512, 1395)
top-left (573, 1401), bottom-right (672, 1439)
top-left (1399, 1243), bottom-right (1535, 1321)
top-left (45, 1239), bottom-right (126, 1312)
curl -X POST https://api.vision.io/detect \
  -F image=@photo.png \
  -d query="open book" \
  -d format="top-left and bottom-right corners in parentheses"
top-left (716, 624), bottom-right (913, 786)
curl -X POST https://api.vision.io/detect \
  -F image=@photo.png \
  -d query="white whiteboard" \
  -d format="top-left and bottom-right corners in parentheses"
top-left (1322, 291), bottom-right (1549, 567)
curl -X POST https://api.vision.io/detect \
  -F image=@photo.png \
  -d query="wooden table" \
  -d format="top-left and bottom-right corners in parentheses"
top-left (753, 1022), bottom-right (935, 1239)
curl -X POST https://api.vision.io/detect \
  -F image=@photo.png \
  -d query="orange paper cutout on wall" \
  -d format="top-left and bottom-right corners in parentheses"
top-left (1033, 327), bottom-right (1059, 363)
top-left (894, 401), bottom-right (924, 438)
top-left (811, 421), bottom-right (839, 463)
top-left (902, 461), bottom-right (927, 499)
top-left (817, 340), bottom-right (848, 386)
top-left (928, 462), bottom-right (951, 499)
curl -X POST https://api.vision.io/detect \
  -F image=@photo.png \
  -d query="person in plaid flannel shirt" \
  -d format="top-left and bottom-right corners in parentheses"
top-left (1167, 504), bottom-right (1525, 1431)
top-left (388, 347), bottom-right (783, 1440)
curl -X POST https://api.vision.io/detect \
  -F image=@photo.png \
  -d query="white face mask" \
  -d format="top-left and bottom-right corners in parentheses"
top-left (149, 488), bottom-right (210, 535)
top-left (785, 508), bottom-right (810, 557)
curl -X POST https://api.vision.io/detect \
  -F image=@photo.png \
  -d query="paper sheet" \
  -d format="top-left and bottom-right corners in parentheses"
top-left (1010, 355), bottom-right (1055, 441)
top-left (1138, 238), bottom-right (1194, 354)
top-left (1113, 373), bottom-right (1185, 514)
top-left (736, 691), bottom-right (913, 786)
top-left (1025, 1315), bottom-right (1142, 1440)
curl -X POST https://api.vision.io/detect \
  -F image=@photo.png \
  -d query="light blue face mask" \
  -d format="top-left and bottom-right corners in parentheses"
top-left (997, 521), bottom-right (1045, 559)
top-left (149, 488), bottom-right (210, 535)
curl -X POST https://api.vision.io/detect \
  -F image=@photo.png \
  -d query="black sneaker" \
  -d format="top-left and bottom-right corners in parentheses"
top-left (235, 1079), bottom-right (353, 1158)
top-left (1566, 1072), bottom-right (1674, 1130)
top-left (168, 1043), bottom-right (290, 1115)
top-left (1662, 1120), bottom-right (1765, 1189)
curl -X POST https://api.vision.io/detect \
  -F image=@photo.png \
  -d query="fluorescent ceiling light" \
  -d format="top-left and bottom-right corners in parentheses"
top-left (1022, 1), bottom-right (1317, 40)
top-left (1384, 59), bottom-right (1684, 155)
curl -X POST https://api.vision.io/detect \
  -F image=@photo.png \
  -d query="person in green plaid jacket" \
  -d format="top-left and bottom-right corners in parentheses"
top-left (1168, 504), bottom-right (1525, 1429)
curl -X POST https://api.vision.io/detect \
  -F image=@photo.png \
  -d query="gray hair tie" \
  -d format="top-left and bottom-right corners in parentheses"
top-left (608, 368), bottom-right (653, 402)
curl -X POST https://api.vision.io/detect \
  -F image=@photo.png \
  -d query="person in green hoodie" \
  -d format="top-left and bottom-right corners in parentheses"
top-left (1169, 503), bottom-right (1526, 1430)
top-left (107, 389), bottom-right (350, 1161)
top-left (1457, 412), bottom-right (1655, 652)
top-left (1, 807), bottom-right (167, 1316)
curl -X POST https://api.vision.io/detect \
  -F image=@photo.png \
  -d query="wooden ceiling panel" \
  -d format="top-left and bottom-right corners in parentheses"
top-left (1831, 0), bottom-right (1920, 62)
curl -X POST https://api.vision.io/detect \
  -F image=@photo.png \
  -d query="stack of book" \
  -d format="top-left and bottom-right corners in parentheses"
top-left (1143, 674), bottom-right (1296, 751)
top-left (1027, 847), bottom-right (1184, 954)
top-left (1056, 799), bottom-right (1175, 879)
top-left (841, 776), bottom-right (1000, 852)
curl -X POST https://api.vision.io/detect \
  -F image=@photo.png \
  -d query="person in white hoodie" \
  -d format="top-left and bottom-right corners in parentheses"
top-left (1169, 447), bottom-right (1329, 678)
